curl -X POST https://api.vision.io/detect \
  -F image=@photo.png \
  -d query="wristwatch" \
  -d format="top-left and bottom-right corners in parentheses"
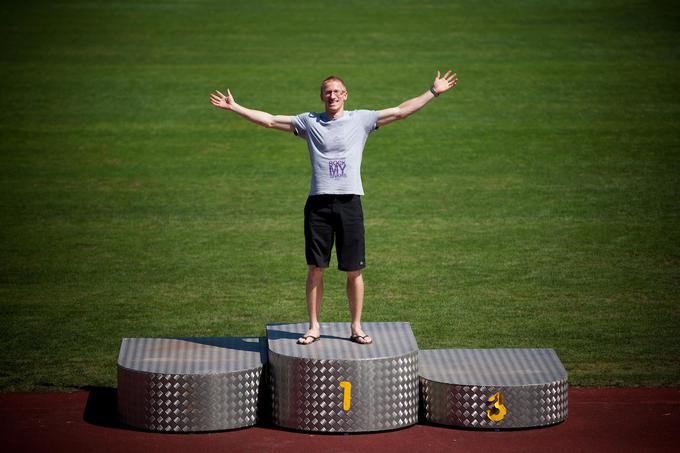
top-left (429, 86), bottom-right (439, 97)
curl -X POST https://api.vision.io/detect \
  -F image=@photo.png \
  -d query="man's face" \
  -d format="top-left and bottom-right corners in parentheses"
top-left (320, 80), bottom-right (348, 115)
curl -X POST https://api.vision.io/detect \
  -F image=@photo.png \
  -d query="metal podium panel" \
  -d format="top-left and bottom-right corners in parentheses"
top-left (117, 337), bottom-right (266, 432)
top-left (419, 348), bottom-right (568, 429)
top-left (267, 322), bottom-right (419, 432)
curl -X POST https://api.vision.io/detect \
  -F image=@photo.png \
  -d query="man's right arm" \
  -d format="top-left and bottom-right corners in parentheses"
top-left (210, 89), bottom-right (293, 132)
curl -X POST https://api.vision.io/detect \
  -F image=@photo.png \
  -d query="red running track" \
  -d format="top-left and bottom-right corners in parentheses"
top-left (0, 387), bottom-right (678, 453)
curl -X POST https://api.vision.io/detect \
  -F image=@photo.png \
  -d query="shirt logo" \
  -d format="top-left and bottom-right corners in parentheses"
top-left (329, 160), bottom-right (347, 178)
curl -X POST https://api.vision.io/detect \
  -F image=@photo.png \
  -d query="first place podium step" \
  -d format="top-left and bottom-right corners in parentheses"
top-left (267, 322), bottom-right (419, 432)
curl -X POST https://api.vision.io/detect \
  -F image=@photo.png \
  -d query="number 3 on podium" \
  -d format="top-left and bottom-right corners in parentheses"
top-left (339, 381), bottom-right (352, 411)
top-left (487, 391), bottom-right (507, 422)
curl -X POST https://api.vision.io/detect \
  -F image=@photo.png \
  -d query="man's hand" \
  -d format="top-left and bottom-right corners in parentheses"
top-left (377, 69), bottom-right (459, 127)
top-left (432, 70), bottom-right (458, 95)
top-left (210, 89), bottom-right (236, 110)
top-left (209, 87), bottom-right (293, 131)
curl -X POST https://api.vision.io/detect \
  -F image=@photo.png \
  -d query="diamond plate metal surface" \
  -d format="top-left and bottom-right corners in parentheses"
top-left (117, 337), bottom-right (266, 432)
top-left (267, 322), bottom-right (419, 432)
top-left (419, 349), bottom-right (568, 429)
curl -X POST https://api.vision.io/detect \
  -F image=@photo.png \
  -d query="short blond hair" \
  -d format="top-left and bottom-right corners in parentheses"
top-left (320, 75), bottom-right (347, 94)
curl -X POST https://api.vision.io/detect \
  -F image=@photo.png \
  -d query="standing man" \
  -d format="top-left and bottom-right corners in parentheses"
top-left (210, 70), bottom-right (458, 345)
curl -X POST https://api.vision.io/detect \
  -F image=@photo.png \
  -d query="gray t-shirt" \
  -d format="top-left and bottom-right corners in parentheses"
top-left (292, 110), bottom-right (379, 196)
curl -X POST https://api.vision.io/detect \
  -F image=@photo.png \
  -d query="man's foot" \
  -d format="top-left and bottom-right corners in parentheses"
top-left (297, 335), bottom-right (320, 345)
top-left (349, 333), bottom-right (372, 345)
top-left (297, 327), bottom-right (321, 345)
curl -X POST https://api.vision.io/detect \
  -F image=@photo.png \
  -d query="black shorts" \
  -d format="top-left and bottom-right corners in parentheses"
top-left (304, 194), bottom-right (366, 271)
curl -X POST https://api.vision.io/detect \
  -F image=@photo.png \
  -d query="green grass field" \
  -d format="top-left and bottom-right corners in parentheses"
top-left (1, 0), bottom-right (678, 390)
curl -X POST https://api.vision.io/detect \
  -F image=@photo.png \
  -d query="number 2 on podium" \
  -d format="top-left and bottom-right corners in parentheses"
top-left (339, 381), bottom-right (352, 411)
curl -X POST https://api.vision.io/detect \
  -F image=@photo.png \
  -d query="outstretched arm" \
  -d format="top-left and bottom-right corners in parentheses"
top-left (210, 89), bottom-right (293, 132)
top-left (377, 70), bottom-right (458, 127)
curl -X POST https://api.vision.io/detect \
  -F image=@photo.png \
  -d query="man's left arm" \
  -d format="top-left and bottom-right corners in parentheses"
top-left (377, 70), bottom-right (458, 127)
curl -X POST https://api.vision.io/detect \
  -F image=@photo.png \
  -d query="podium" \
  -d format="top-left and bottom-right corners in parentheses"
top-left (419, 348), bottom-right (568, 428)
top-left (117, 324), bottom-right (568, 432)
top-left (117, 337), bottom-right (266, 432)
top-left (267, 322), bottom-right (419, 432)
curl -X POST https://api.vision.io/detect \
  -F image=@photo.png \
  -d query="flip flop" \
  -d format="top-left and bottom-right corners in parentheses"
top-left (297, 335), bottom-right (320, 345)
top-left (349, 334), bottom-right (373, 345)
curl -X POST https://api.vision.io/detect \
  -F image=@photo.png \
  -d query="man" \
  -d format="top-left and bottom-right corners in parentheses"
top-left (210, 70), bottom-right (458, 345)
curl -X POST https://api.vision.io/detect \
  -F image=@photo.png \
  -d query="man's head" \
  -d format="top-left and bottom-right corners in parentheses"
top-left (320, 76), bottom-right (348, 118)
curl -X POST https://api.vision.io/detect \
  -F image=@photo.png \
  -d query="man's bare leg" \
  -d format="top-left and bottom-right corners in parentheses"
top-left (299, 265), bottom-right (324, 344)
top-left (347, 270), bottom-right (372, 344)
